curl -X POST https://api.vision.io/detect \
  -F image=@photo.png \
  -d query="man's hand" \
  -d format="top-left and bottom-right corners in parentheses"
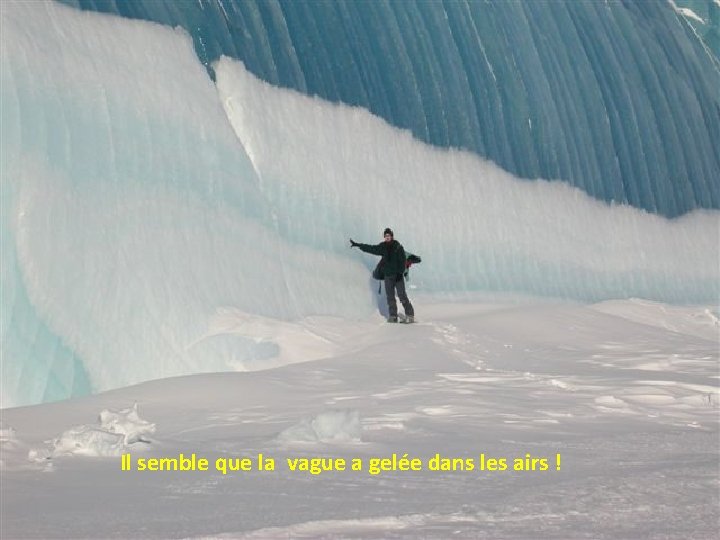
top-left (349, 238), bottom-right (358, 248)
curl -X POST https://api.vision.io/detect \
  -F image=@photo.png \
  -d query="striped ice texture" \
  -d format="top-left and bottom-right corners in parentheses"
top-left (62, 0), bottom-right (720, 218)
top-left (1, 1), bottom-right (718, 407)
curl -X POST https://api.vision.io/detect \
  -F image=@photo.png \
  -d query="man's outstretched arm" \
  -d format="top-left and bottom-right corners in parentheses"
top-left (349, 239), bottom-right (384, 255)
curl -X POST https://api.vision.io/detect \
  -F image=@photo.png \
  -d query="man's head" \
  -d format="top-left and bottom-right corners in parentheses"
top-left (383, 227), bottom-right (394, 242)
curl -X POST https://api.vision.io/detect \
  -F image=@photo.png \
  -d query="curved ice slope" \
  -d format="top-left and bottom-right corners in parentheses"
top-left (1, 2), bottom-right (718, 408)
top-left (1, 1), bottom-right (372, 407)
top-left (63, 0), bottom-right (720, 217)
top-left (216, 57), bottom-right (719, 304)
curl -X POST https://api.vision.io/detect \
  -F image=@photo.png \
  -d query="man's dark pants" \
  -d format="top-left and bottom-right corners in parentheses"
top-left (384, 275), bottom-right (414, 318)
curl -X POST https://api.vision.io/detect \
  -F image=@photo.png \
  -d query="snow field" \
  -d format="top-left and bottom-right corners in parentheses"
top-left (1, 300), bottom-right (717, 538)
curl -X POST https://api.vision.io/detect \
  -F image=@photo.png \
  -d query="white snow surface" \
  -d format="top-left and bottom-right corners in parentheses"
top-left (1, 299), bottom-right (718, 539)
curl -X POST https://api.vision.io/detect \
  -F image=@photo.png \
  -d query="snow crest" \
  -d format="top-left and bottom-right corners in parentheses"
top-left (278, 410), bottom-right (362, 443)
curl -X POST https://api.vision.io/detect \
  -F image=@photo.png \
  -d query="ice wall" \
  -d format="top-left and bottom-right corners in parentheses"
top-left (62, 0), bottom-right (720, 218)
top-left (0, 1), bottom-right (372, 408)
top-left (1, 1), bottom-right (718, 408)
top-left (216, 57), bottom-right (719, 304)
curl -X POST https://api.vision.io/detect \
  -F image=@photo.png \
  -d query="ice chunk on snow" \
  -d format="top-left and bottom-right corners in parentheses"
top-left (51, 425), bottom-right (126, 457)
top-left (43, 404), bottom-right (155, 458)
top-left (0, 425), bottom-right (17, 444)
top-left (98, 403), bottom-right (156, 445)
top-left (278, 410), bottom-right (361, 443)
top-left (0, 425), bottom-right (19, 469)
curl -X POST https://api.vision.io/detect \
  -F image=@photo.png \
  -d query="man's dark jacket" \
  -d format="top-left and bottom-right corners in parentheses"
top-left (356, 240), bottom-right (407, 278)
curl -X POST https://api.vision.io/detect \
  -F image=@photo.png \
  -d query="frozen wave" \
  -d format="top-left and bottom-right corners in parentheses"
top-left (1, 1), bottom-right (718, 408)
top-left (0, 1), bottom-right (372, 407)
top-left (60, 0), bottom-right (720, 217)
top-left (216, 57), bottom-right (719, 303)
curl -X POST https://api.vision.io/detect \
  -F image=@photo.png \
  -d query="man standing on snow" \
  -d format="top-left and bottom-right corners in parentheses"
top-left (350, 228), bottom-right (415, 323)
